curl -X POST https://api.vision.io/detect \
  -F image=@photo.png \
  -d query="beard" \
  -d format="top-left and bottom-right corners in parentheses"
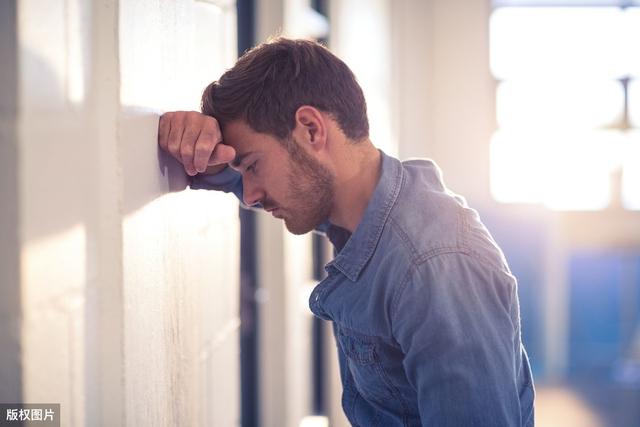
top-left (279, 137), bottom-right (335, 235)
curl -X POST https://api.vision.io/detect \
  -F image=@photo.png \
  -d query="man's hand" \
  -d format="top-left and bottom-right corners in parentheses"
top-left (158, 111), bottom-right (236, 176)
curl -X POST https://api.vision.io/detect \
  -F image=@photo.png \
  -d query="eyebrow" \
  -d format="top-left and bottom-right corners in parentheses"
top-left (230, 151), bottom-right (254, 169)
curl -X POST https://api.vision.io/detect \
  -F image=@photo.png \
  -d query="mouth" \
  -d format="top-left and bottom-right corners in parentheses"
top-left (268, 207), bottom-right (283, 219)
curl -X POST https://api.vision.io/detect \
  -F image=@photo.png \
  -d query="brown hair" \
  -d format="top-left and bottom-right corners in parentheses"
top-left (201, 37), bottom-right (369, 142)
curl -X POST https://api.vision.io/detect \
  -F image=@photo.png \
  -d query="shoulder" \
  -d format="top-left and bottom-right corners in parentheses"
top-left (386, 158), bottom-right (508, 271)
top-left (386, 159), bottom-right (467, 258)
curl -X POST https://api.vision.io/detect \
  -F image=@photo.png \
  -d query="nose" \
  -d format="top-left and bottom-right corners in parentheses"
top-left (242, 175), bottom-right (264, 207)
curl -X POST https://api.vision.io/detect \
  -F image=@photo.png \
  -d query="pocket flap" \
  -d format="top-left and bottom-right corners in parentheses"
top-left (338, 331), bottom-right (375, 365)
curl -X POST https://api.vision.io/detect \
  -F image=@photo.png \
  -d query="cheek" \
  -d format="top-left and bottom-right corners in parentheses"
top-left (261, 171), bottom-right (289, 202)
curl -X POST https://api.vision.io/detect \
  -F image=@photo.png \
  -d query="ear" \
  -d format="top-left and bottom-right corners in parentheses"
top-left (292, 105), bottom-right (327, 152)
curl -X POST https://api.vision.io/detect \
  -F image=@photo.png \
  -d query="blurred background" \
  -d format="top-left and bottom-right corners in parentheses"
top-left (1, 0), bottom-right (639, 426)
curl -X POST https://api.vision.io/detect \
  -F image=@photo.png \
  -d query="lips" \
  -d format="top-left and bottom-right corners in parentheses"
top-left (269, 208), bottom-right (283, 218)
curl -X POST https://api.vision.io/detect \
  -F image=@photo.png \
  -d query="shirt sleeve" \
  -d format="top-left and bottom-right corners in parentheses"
top-left (189, 166), bottom-right (245, 204)
top-left (189, 167), bottom-right (340, 237)
top-left (391, 252), bottom-right (524, 426)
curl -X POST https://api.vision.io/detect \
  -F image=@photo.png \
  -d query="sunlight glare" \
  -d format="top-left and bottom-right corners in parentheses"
top-left (626, 8), bottom-right (640, 77)
top-left (496, 80), bottom-right (624, 130)
top-left (490, 7), bottom-right (627, 80)
top-left (490, 131), bottom-right (623, 210)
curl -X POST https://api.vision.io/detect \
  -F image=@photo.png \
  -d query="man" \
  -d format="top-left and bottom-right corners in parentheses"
top-left (158, 38), bottom-right (535, 426)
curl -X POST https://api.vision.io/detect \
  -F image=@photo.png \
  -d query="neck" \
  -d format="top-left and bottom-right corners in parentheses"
top-left (329, 140), bottom-right (382, 232)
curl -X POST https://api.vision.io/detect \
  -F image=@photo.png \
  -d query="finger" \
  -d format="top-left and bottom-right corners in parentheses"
top-left (158, 112), bottom-right (172, 150)
top-left (180, 128), bottom-right (200, 176)
top-left (208, 143), bottom-right (236, 166)
top-left (166, 113), bottom-right (185, 160)
top-left (177, 112), bottom-right (208, 175)
top-left (193, 119), bottom-right (222, 173)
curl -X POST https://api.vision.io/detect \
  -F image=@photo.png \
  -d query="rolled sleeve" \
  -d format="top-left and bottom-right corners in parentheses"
top-left (391, 252), bottom-right (523, 426)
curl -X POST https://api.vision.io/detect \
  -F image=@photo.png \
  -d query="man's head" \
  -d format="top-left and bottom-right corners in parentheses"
top-left (201, 38), bottom-right (371, 234)
top-left (220, 115), bottom-right (336, 235)
top-left (201, 37), bottom-right (369, 142)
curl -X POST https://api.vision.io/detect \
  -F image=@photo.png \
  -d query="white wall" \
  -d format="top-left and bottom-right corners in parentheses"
top-left (1, 0), bottom-right (240, 425)
top-left (329, 0), bottom-right (396, 157)
top-left (389, 0), bottom-right (495, 203)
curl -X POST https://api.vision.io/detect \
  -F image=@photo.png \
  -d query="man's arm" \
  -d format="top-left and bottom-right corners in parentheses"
top-left (189, 165), bottom-right (245, 203)
top-left (391, 252), bottom-right (525, 426)
top-left (158, 110), bottom-right (250, 202)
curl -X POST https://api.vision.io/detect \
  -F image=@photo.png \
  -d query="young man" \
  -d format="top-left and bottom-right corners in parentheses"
top-left (158, 38), bottom-right (535, 426)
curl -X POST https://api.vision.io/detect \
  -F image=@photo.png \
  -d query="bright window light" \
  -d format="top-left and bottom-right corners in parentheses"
top-left (490, 6), bottom-right (639, 211)
top-left (490, 130), bottom-right (624, 210)
top-left (622, 132), bottom-right (640, 210)
top-left (490, 7), bottom-right (627, 80)
top-left (496, 80), bottom-right (624, 130)
top-left (626, 8), bottom-right (640, 77)
top-left (490, 131), bottom-right (547, 204)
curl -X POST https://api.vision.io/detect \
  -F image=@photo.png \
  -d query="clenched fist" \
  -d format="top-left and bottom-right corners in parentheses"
top-left (158, 111), bottom-right (236, 176)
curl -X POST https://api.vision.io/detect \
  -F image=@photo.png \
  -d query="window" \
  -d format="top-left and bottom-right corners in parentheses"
top-left (489, 4), bottom-right (640, 210)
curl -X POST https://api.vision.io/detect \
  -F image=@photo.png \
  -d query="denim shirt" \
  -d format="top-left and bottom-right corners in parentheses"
top-left (191, 151), bottom-right (535, 427)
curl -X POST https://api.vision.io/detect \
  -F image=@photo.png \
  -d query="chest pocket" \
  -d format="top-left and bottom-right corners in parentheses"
top-left (337, 329), bottom-right (395, 406)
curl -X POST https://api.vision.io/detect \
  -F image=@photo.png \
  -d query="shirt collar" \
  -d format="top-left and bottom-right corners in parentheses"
top-left (325, 150), bottom-right (403, 282)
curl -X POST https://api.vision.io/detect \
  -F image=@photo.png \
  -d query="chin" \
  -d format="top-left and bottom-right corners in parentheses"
top-left (283, 216), bottom-right (324, 235)
top-left (284, 220), bottom-right (314, 235)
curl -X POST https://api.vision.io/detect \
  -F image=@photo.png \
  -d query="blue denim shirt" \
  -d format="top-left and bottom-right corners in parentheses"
top-left (191, 151), bottom-right (535, 427)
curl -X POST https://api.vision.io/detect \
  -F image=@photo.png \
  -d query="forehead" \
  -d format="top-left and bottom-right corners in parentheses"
top-left (222, 120), bottom-right (280, 153)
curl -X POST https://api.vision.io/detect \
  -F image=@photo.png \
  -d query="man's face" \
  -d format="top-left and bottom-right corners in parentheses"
top-left (224, 120), bottom-right (335, 235)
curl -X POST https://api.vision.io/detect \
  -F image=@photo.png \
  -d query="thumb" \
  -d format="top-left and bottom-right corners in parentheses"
top-left (208, 143), bottom-right (236, 165)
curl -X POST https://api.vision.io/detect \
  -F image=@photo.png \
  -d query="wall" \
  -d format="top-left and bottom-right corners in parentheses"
top-left (389, 0), bottom-right (495, 202)
top-left (1, 0), bottom-right (240, 425)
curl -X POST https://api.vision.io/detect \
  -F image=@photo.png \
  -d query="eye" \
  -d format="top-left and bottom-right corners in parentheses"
top-left (246, 161), bottom-right (258, 174)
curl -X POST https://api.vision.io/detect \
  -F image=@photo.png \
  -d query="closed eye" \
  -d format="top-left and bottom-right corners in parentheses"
top-left (246, 161), bottom-right (258, 174)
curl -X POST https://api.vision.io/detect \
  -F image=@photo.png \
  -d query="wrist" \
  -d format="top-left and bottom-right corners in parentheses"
top-left (202, 164), bottom-right (227, 175)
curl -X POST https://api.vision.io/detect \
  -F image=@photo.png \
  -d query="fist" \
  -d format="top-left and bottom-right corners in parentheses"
top-left (158, 111), bottom-right (236, 176)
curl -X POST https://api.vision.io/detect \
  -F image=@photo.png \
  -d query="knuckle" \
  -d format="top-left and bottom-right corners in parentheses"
top-left (167, 138), bottom-right (180, 154)
top-left (169, 146), bottom-right (180, 159)
top-left (195, 144), bottom-right (212, 155)
top-left (172, 111), bottom-right (185, 124)
top-left (199, 129), bottom-right (218, 143)
top-left (183, 130), bottom-right (199, 141)
top-left (185, 110), bottom-right (201, 123)
top-left (167, 139), bottom-right (180, 155)
top-left (167, 136), bottom-right (180, 150)
top-left (181, 146), bottom-right (194, 161)
top-left (203, 116), bottom-right (221, 132)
